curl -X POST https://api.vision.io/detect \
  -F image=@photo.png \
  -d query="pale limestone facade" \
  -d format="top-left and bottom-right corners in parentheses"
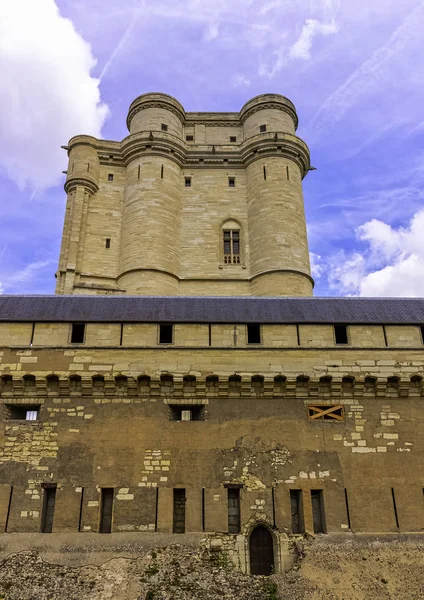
top-left (56, 93), bottom-right (313, 297)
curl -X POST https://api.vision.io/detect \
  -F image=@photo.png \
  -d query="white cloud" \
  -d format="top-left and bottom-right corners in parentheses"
top-left (289, 19), bottom-right (339, 60)
top-left (204, 22), bottom-right (220, 41)
top-left (328, 210), bottom-right (424, 297)
top-left (309, 252), bottom-right (325, 279)
top-left (234, 74), bottom-right (251, 87)
top-left (0, 0), bottom-right (109, 190)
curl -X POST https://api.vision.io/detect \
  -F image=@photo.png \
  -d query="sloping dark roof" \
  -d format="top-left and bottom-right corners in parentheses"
top-left (0, 295), bottom-right (423, 324)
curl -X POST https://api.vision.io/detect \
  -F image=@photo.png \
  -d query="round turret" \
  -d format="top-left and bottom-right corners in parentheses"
top-left (126, 93), bottom-right (185, 138)
top-left (240, 94), bottom-right (298, 140)
top-left (65, 136), bottom-right (100, 194)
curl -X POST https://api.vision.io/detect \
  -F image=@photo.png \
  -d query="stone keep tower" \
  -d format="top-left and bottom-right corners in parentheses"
top-left (56, 93), bottom-right (313, 296)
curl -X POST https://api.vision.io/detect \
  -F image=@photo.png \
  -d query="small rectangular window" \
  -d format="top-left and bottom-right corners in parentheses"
top-left (100, 488), bottom-right (114, 533)
top-left (311, 490), bottom-right (326, 533)
top-left (260, 124), bottom-right (267, 132)
top-left (308, 404), bottom-right (344, 421)
top-left (161, 164), bottom-right (164, 179)
top-left (105, 238), bottom-right (111, 249)
top-left (41, 485), bottom-right (57, 533)
top-left (228, 177), bottom-right (235, 187)
top-left (169, 405), bottom-right (205, 421)
top-left (227, 488), bottom-right (241, 533)
top-left (7, 405), bottom-right (40, 421)
top-left (247, 324), bottom-right (261, 344)
top-left (161, 123), bottom-right (168, 131)
top-left (173, 488), bottom-right (186, 533)
top-left (290, 490), bottom-right (304, 534)
top-left (71, 323), bottom-right (85, 344)
top-left (159, 324), bottom-right (173, 344)
top-left (186, 135), bottom-right (194, 141)
top-left (334, 324), bottom-right (348, 344)
top-left (184, 177), bottom-right (191, 187)
top-left (230, 136), bottom-right (237, 143)
top-left (108, 173), bottom-right (114, 181)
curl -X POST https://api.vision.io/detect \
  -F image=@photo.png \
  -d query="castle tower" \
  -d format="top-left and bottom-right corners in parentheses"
top-left (56, 93), bottom-right (313, 296)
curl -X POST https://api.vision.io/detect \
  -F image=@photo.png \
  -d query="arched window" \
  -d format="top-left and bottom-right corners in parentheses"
top-left (221, 219), bottom-right (242, 265)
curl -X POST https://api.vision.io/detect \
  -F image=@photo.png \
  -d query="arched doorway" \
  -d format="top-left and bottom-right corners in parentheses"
top-left (249, 525), bottom-right (274, 575)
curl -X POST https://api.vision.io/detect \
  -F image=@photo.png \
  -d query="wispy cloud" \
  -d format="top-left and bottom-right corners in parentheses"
top-left (289, 18), bottom-right (339, 60)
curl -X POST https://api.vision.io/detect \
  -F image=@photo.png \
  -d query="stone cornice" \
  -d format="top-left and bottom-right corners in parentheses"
top-left (64, 177), bottom-right (99, 195)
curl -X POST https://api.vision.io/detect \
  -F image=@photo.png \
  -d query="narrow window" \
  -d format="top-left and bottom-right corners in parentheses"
top-left (311, 490), bottom-right (326, 533)
top-left (263, 165), bottom-right (267, 180)
top-left (186, 135), bottom-right (194, 141)
top-left (105, 238), bottom-right (111, 249)
top-left (247, 324), bottom-right (261, 344)
top-left (228, 177), bottom-right (236, 188)
top-left (159, 324), bottom-right (173, 344)
top-left (161, 164), bottom-right (164, 179)
top-left (87, 163), bottom-right (90, 172)
top-left (41, 485), bottom-right (57, 533)
top-left (308, 404), bottom-right (344, 421)
top-left (391, 487), bottom-right (399, 529)
top-left (223, 229), bottom-right (241, 264)
top-left (161, 123), bottom-right (168, 131)
top-left (260, 124), bottom-right (267, 132)
top-left (334, 324), bottom-right (348, 345)
top-left (71, 323), bottom-right (85, 344)
top-left (137, 165), bottom-right (141, 179)
top-left (230, 136), bottom-right (237, 143)
top-left (202, 488), bottom-right (205, 532)
top-left (227, 487), bottom-right (241, 533)
top-left (290, 490), bottom-right (304, 534)
top-left (173, 489), bottom-right (186, 533)
top-left (7, 405), bottom-right (40, 421)
top-left (383, 325), bottom-right (388, 346)
top-left (344, 488), bottom-right (351, 530)
top-left (169, 405), bottom-right (205, 421)
top-left (78, 487), bottom-right (84, 532)
top-left (108, 173), bottom-right (114, 181)
top-left (100, 488), bottom-right (114, 533)
top-left (185, 177), bottom-right (192, 187)
top-left (286, 165), bottom-right (290, 180)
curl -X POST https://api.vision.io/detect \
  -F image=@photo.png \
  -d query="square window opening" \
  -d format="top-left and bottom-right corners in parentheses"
top-left (334, 324), bottom-right (348, 345)
top-left (228, 177), bottom-right (236, 188)
top-left (230, 136), bottom-right (237, 143)
top-left (260, 124), bottom-right (267, 132)
top-left (159, 324), bottom-right (173, 344)
top-left (71, 323), bottom-right (85, 344)
top-left (308, 404), bottom-right (344, 421)
top-left (161, 123), bottom-right (168, 131)
top-left (186, 135), bottom-right (194, 141)
top-left (108, 173), bottom-right (114, 181)
top-left (169, 405), bottom-right (205, 421)
top-left (7, 405), bottom-right (40, 421)
top-left (184, 177), bottom-right (192, 187)
top-left (247, 324), bottom-right (261, 344)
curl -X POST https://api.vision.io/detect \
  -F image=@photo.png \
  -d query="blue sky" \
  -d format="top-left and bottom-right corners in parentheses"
top-left (1, 0), bottom-right (424, 296)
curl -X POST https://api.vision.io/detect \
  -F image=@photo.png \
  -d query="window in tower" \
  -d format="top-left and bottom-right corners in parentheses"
top-left (228, 177), bottom-right (236, 188)
top-left (263, 165), bottom-right (267, 180)
top-left (161, 164), bottom-right (164, 179)
top-left (230, 136), bottom-right (237, 143)
top-left (108, 173), bottom-right (114, 181)
top-left (185, 177), bottom-right (192, 187)
top-left (260, 124), bottom-right (267, 132)
top-left (161, 123), bottom-right (168, 131)
top-left (223, 229), bottom-right (241, 264)
top-left (186, 135), bottom-right (194, 141)
top-left (105, 238), bottom-right (111, 249)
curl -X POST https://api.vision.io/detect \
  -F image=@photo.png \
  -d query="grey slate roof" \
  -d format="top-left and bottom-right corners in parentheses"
top-left (0, 295), bottom-right (423, 324)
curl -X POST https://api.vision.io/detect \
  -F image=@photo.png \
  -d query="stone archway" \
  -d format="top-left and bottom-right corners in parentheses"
top-left (249, 525), bottom-right (274, 575)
